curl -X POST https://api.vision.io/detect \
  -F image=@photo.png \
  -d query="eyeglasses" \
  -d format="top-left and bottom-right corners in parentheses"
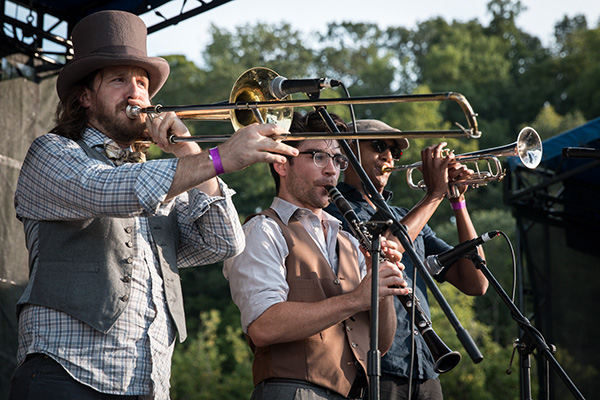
top-left (298, 150), bottom-right (349, 171)
top-left (370, 140), bottom-right (403, 160)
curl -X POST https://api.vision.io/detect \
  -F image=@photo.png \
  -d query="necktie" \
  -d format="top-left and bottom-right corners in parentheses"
top-left (103, 139), bottom-right (149, 165)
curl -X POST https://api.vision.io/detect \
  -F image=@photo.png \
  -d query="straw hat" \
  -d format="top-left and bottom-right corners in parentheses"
top-left (56, 10), bottom-right (169, 102)
top-left (348, 119), bottom-right (410, 150)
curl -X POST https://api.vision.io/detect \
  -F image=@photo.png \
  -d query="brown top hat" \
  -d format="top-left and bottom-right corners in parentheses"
top-left (348, 119), bottom-right (410, 150)
top-left (56, 10), bottom-right (169, 103)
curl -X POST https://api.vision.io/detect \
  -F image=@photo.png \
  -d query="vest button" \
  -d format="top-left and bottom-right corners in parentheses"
top-left (124, 226), bottom-right (133, 234)
top-left (120, 295), bottom-right (129, 302)
top-left (333, 278), bottom-right (341, 285)
top-left (122, 275), bottom-right (131, 283)
top-left (125, 241), bottom-right (133, 248)
top-left (351, 342), bottom-right (358, 348)
top-left (126, 257), bottom-right (133, 264)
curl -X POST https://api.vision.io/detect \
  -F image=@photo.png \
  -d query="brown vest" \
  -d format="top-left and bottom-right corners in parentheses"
top-left (247, 208), bottom-right (371, 397)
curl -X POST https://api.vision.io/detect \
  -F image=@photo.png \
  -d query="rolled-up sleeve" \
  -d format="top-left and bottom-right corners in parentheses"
top-left (174, 180), bottom-right (245, 268)
top-left (14, 133), bottom-right (245, 269)
top-left (223, 215), bottom-right (289, 333)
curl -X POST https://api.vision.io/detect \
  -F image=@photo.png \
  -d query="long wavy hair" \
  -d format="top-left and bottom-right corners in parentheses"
top-left (50, 71), bottom-right (98, 140)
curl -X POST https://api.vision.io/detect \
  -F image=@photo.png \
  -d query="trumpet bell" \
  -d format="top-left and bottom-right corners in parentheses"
top-left (450, 126), bottom-right (542, 169)
top-left (229, 67), bottom-right (293, 131)
top-left (515, 127), bottom-right (543, 169)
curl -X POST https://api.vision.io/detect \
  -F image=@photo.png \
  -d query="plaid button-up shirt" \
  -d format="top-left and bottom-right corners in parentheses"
top-left (14, 127), bottom-right (244, 399)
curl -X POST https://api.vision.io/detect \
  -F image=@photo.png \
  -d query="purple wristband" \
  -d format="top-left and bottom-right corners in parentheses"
top-left (450, 200), bottom-right (466, 210)
top-left (209, 147), bottom-right (225, 176)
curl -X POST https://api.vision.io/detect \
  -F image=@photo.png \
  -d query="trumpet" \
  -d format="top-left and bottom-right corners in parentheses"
top-left (127, 67), bottom-right (482, 143)
top-left (382, 127), bottom-right (542, 192)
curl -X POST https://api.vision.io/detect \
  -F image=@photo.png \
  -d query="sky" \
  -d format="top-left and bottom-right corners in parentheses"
top-left (140, 0), bottom-right (600, 66)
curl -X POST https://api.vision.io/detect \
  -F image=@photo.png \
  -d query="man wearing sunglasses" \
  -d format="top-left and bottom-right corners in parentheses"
top-left (224, 112), bottom-right (409, 400)
top-left (325, 119), bottom-right (488, 400)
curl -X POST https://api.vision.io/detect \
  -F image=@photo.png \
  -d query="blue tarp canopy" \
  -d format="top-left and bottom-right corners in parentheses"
top-left (506, 117), bottom-right (600, 255)
top-left (538, 116), bottom-right (600, 183)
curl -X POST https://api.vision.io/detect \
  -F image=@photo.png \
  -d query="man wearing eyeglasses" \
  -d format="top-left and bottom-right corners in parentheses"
top-left (224, 112), bottom-right (409, 400)
top-left (324, 119), bottom-right (488, 400)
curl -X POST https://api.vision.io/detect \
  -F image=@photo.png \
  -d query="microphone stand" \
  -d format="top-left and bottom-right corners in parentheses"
top-left (465, 251), bottom-right (586, 400)
top-left (313, 106), bottom-right (483, 399)
top-left (365, 222), bottom-right (388, 400)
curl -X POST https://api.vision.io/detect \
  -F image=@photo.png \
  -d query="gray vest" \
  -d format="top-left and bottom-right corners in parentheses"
top-left (18, 139), bottom-right (188, 342)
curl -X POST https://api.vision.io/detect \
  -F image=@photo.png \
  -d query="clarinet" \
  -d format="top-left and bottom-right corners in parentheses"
top-left (326, 185), bottom-right (461, 373)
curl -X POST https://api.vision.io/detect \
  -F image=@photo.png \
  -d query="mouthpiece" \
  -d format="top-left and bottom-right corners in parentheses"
top-left (126, 105), bottom-right (141, 119)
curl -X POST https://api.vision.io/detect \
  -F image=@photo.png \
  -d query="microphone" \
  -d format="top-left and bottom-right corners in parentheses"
top-left (424, 231), bottom-right (499, 275)
top-left (562, 147), bottom-right (600, 159)
top-left (270, 76), bottom-right (341, 99)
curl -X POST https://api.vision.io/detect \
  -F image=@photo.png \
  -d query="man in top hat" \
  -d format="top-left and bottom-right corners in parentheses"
top-left (9, 10), bottom-right (297, 400)
top-left (324, 119), bottom-right (488, 399)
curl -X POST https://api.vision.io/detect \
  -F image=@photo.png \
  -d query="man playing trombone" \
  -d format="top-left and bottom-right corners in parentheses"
top-left (9, 10), bottom-right (298, 400)
top-left (325, 119), bottom-right (489, 400)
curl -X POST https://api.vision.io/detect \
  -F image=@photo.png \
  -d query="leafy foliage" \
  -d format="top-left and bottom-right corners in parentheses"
top-left (432, 284), bottom-right (522, 400)
top-left (170, 309), bottom-right (254, 400)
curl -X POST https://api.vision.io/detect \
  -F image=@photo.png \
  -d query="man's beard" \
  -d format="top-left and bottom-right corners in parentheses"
top-left (286, 169), bottom-right (336, 210)
top-left (95, 99), bottom-right (146, 143)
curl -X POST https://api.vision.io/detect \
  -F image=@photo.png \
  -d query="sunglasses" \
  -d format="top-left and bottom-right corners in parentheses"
top-left (370, 140), bottom-right (403, 160)
top-left (298, 150), bottom-right (349, 171)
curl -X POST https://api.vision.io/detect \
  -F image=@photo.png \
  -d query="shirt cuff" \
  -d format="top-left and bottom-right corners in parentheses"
top-left (134, 159), bottom-right (178, 214)
top-left (185, 178), bottom-right (236, 221)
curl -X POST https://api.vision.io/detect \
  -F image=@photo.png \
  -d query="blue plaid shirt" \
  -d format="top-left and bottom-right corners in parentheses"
top-left (14, 127), bottom-right (244, 399)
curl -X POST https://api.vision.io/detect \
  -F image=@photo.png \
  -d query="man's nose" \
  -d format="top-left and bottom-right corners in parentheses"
top-left (127, 79), bottom-right (144, 99)
top-left (322, 156), bottom-right (339, 176)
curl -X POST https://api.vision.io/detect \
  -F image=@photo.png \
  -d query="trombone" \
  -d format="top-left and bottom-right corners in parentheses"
top-left (127, 67), bottom-right (482, 143)
top-left (383, 127), bottom-right (543, 192)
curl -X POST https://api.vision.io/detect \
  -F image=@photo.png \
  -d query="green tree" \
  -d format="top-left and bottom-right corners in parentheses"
top-left (202, 23), bottom-right (315, 91)
top-left (171, 309), bottom-right (254, 400)
top-left (528, 104), bottom-right (587, 141)
top-left (432, 283), bottom-right (523, 400)
top-left (554, 25), bottom-right (600, 120)
top-left (435, 208), bottom-right (521, 345)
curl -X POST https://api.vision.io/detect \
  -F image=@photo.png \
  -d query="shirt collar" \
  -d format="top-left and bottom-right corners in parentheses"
top-left (269, 197), bottom-right (342, 228)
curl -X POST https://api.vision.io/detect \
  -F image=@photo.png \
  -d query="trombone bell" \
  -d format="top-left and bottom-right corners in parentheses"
top-left (229, 68), bottom-right (293, 131)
